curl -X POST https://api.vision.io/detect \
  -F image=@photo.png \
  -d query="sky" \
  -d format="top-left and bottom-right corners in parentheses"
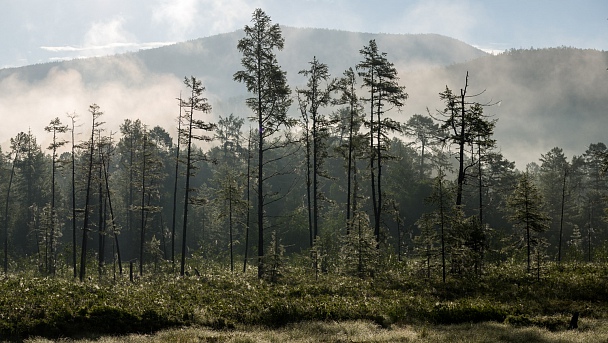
top-left (1, 0), bottom-right (607, 69)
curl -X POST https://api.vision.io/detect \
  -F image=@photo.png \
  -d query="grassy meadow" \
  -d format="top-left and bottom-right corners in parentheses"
top-left (1, 259), bottom-right (608, 341)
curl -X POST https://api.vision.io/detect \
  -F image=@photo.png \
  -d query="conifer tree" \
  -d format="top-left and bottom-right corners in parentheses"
top-left (180, 76), bottom-right (214, 276)
top-left (297, 56), bottom-right (334, 246)
top-left (334, 68), bottom-right (365, 235)
top-left (507, 171), bottom-right (550, 273)
top-left (80, 104), bottom-right (104, 281)
top-left (357, 39), bottom-right (407, 241)
top-left (234, 8), bottom-right (292, 278)
top-left (44, 117), bottom-right (68, 275)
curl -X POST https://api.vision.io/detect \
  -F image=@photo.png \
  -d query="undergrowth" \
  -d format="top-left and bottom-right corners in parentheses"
top-left (0, 260), bottom-right (607, 340)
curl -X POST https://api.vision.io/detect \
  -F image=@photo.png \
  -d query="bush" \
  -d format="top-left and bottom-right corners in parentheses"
top-left (429, 301), bottom-right (507, 324)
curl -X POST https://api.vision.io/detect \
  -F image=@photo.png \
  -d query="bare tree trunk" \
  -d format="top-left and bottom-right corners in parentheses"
top-left (243, 130), bottom-right (252, 273)
top-left (140, 134), bottom-right (147, 276)
top-left (80, 109), bottom-right (98, 281)
top-left (69, 114), bottom-right (78, 279)
top-left (4, 160), bottom-right (16, 274)
top-left (100, 151), bottom-right (122, 275)
top-left (171, 95), bottom-right (182, 272)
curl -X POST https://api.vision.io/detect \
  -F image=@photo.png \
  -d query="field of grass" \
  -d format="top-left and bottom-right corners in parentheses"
top-left (1, 261), bottom-right (608, 341)
top-left (23, 320), bottom-right (608, 343)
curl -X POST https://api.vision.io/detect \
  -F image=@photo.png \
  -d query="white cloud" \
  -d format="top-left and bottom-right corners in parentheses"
top-left (386, 0), bottom-right (481, 41)
top-left (152, 0), bottom-right (199, 38)
top-left (152, 0), bottom-right (254, 39)
top-left (84, 16), bottom-right (133, 47)
top-left (40, 15), bottom-right (175, 62)
top-left (41, 42), bottom-right (174, 53)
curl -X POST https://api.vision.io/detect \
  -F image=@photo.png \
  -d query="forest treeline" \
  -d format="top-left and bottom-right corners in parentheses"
top-left (1, 9), bottom-right (607, 282)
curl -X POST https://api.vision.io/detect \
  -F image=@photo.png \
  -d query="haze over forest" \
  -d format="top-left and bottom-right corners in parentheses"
top-left (0, 26), bottom-right (606, 168)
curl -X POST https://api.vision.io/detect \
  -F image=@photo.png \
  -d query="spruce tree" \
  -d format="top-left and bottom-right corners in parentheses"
top-left (507, 171), bottom-right (550, 273)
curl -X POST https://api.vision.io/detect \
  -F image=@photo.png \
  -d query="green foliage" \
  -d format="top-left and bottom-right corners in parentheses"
top-left (2, 260), bottom-right (608, 339)
top-left (338, 212), bottom-right (379, 278)
top-left (428, 300), bottom-right (507, 324)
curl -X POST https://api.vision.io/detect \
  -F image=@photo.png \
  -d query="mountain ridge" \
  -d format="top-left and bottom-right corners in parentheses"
top-left (0, 27), bottom-right (606, 168)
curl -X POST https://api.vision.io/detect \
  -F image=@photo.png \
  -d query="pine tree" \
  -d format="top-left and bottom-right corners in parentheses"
top-left (357, 39), bottom-right (407, 242)
top-left (234, 8), bottom-right (293, 278)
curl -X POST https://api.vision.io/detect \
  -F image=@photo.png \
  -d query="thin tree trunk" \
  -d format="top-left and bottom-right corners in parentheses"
top-left (171, 95), bottom-right (182, 272)
top-left (456, 73), bottom-right (469, 207)
top-left (313, 110), bottom-right (319, 241)
top-left (49, 129), bottom-right (57, 276)
top-left (4, 160), bottom-right (16, 274)
top-left (98, 132), bottom-right (104, 277)
top-left (243, 130), bottom-right (252, 273)
top-left (375, 89), bottom-right (382, 240)
top-left (100, 151), bottom-right (122, 275)
top-left (369, 78), bottom-right (378, 241)
top-left (558, 167), bottom-right (567, 263)
top-left (305, 120), bottom-right (313, 247)
top-left (346, 97), bottom-right (354, 235)
top-left (180, 100), bottom-right (194, 276)
top-left (257, 58), bottom-right (265, 279)
top-left (439, 172), bottom-right (446, 283)
top-left (229, 184), bottom-right (234, 273)
top-left (140, 134), bottom-right (147, 276)
top-left (80, 116), bottom-right (97, 281)
top-left (70, 115), bottom-right (77, 279)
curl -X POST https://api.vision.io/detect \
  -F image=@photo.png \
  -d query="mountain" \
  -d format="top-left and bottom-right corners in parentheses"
top-left (0, 27), bottom-right (486, 92)
top-left (0, 27), bottom-right (606, 168)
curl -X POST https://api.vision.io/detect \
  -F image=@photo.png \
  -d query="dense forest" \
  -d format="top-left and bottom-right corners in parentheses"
top-left (1, 8), bottom-right (608, 340)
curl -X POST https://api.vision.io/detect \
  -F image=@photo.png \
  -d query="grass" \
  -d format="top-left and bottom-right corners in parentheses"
top-left (22, 319), bottom-right (608, 343)
top-left (1, 260), bottom-right (608, 340)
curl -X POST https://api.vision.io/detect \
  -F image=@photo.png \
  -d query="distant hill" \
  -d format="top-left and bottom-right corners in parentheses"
top-left (0, 27), bottom-right (486, 93)
top-left (0, 27), bottom-right (606, 168)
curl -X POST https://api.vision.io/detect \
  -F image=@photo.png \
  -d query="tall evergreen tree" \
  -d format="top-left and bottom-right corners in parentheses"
top-left (179, 76), bottom-right (214, 276)
top-left (44, 117), bottom-right (68, 275)
top-left (67, 112), bottom-right (79, 278)
top-left (234, 8), bottom-right (293, 278)
top-left (334, 68), bottom-right (365, 235)
top-left (297, 56), bottom-right (334, 246)
top-left (80, 104), bottom-right (104, 281)
top-left (357, 39), bottom-right (408, 242)
top-left (171, 95), bottom-right (183, 272)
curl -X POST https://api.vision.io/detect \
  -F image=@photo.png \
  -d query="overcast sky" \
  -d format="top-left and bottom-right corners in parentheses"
top-left (1, 0), bottom-right (607, 68)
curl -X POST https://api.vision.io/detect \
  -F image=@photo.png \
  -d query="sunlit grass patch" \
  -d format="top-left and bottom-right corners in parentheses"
top-left (21, 320), bottom-right (608, 343)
